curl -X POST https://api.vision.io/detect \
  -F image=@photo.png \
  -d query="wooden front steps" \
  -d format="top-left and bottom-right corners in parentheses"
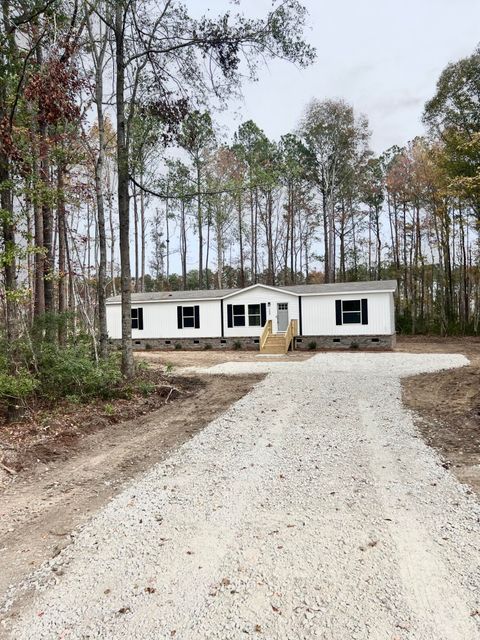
top-left (259, 319), bottom-right (298, 354)
top-left (261, 334), bottom-right (288, 354)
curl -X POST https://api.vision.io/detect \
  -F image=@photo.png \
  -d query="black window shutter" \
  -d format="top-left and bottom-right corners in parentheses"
top-left (177, 306), bottom-right (183, 329)
top-left (335, 300), bottom-right (342, 325)
top-left (194, 305), bottom-right (200, 329)
top-left (361, 298), bottom-right (368, 325)
top-left (227, 304), bottom-right (233, 328)
top-left (260, 303), bottom-right (267, 326)
top-left (138, 308), bottom-right (144, 330)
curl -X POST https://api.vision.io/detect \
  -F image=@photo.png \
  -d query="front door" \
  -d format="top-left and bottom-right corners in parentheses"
top-left (277, 303), bottom-right (289, 332)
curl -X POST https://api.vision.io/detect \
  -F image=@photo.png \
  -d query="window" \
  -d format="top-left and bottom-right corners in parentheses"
top-left (248, 304), bottom-right (261, 326)
top-left (233, 304), bottom-right (246, 327)
top-left (342, 300), bottom-right (361, 324)
top-left (131, 307), bottom-right (144, 330)
top-left (177, 305), bottom-right (200, 329)
top-left (227, 302), bottom-right (266, 328)
top-left (335, 299), bottom-right (368, 326)
top-left (182, 306), bottom-right (195, 328)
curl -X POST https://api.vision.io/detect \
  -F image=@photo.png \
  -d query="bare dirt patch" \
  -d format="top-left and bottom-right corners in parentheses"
top-left (0, 373), bottom-right (262, 617)
top-left (135, 349), bottom-right (313, 370)
top-left (0, 370), bottom-right (189, 475)
top-left (398, 336), bottom-right (480, 494)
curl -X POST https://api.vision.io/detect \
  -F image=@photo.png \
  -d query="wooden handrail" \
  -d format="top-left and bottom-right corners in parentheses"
top-left (284, 319), bottom-right (298, 352)
top-left (260, 319), bottom-right (272, 351)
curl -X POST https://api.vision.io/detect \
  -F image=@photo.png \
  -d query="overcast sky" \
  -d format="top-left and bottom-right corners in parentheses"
top-left (190, 0), bottom-right (480, 153)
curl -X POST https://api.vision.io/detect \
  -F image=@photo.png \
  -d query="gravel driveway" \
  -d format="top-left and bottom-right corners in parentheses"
top-left (6, 353), bottom-right (480, 640)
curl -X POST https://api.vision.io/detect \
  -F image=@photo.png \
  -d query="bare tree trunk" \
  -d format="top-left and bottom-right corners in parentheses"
top-left (205, 209), bottom-right (211, 289)
top-left (39, 121), bottom-right (55, 318)
top-left (87, 8), bottom-right (110, 357)
top-left (327, 186), bottom-right (336, 283)
top-left (26, 193), bottom-right (34, 324)
top-left (180, 201), bottom-right (187, 289)
top-left (196, 161), bottom-right (203, 288)
top-left (254, 187), bottom-right (259, 283)
top-left (216, 209), bottom-right (223, 289)
top-left (321, 187), bottom-right (329, 282)
top-left (31, 137), bottom-right (45, 318)
top-left (249, 181), bottom-right (255, 284)
top-left (165, 194), bottom-right (170, 282)
top-left (57, 163), bottom-right (68, 345)
top-left (133, 181), bottom-right (139, 292)
top-left (140, 178), bottom-right (145, 292)
top-left (290, 182), bottom-right (295, 284)
top-left (374, 204), bottom-right (381, 279)
top-left (284, 194), bottom-right (290, 285)
top-left (0, 5), bottom-right (20, 421)
top-left (238, 192), bottom-right (245, 287)
top-left (109, 185), bottom-right (116, 296)
top-left (95, 104), bottom-right (108, 357)
top-left (115, 2), bottom-right (134, 378)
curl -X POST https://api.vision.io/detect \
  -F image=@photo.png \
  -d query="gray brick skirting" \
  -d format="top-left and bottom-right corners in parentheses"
top-left (110, 334), bottom-right (396, 351)
top-left (111, 336), bottom-right (262, 351)
top-left (294, 334), bottom-right (396, 350)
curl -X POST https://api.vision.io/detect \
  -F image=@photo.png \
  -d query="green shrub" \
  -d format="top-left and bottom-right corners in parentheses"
top-left (308, 341), bottom-right (317, 350)
top-left (104, 403), bottom-right (116, 416)
top-left (145, 343), bottom-right (152, 351)
top-left (164, 362), bottom-right (174, 374)
top-left (174, 342), bottom-right (182, 350)
top-left (36, 342), bottom-right (122, 402)
top-left (233, 340), bottom-right (242, 350)
top-left (349, 341), bottom-right (359, 350)
top-left (0, 370), bottom-right (38, 405)
top-left (203, 343), bottom-right (212, 350)
top-left (137, 380), bottom-right (155, 397)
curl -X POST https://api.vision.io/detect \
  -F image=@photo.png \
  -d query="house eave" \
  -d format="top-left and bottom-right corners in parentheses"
top-left (297, 288), bottom-right (397, 297)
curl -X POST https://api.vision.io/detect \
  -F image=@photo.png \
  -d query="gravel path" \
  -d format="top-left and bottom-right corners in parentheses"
top-left (6, 353), bottom-right (480, 640)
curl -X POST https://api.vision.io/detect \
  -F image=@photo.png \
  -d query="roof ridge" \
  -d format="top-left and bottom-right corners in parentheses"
top-left (106, 280), bottom-right (397, 304)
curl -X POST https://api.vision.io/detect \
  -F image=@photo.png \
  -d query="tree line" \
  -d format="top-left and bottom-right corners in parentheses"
top-left (1, 1), bottom-right (480, 413)
top-left (0, 0), bottom-right (315, 415)
top-left (146, 58), bottom-right (480, 337)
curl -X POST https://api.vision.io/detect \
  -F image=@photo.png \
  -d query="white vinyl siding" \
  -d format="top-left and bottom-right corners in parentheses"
top-left (106, 284), bottom-right (396, 341)
top-left (302, 292), bottom-right (393, 336)
top-left (224, 286), bottom-right (298, 336)
top-left (106, 299), bottom-right (221, 339)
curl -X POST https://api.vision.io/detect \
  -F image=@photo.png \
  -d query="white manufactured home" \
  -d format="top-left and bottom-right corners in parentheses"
top-left (106, 280), bottom-right (397, 353)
